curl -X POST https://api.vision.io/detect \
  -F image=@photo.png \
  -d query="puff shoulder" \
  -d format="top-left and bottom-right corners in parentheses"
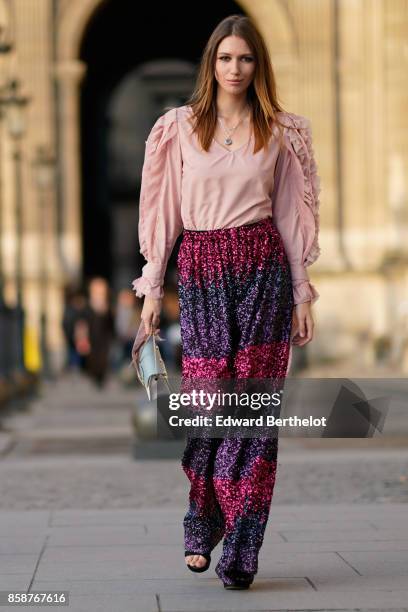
top-left (277, 111), bottom-right (322, 267)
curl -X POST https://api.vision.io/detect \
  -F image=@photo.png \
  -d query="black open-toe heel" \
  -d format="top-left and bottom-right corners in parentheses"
top-left (223, 579), bottom-right (251, 590)
top-left (223, 571), bottom-right (253, 590)
top-left (184, 550), bottom-right (211, 573)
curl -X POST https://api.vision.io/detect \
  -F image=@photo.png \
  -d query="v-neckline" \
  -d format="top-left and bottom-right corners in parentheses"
top-left (183, 105), bottom-right (253, 154)
top-left (212, 132), bottom-right (253, 154)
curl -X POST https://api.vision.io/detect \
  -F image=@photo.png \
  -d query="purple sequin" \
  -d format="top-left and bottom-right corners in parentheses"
top-left (177, 216), bottom-right (294, 586)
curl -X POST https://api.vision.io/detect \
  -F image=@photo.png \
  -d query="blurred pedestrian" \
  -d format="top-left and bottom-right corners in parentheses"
top-left (161, 287), bottom-right (182, 370)
top-left (82, 277), bottom-right (115, 388)
top-left (114, 288), bottom-right (141, 368)
top-left (62, 286), bottom-right (88, 372)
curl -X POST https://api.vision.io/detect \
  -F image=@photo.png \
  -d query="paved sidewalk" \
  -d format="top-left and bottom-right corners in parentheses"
top-left (1, 372), bottom-right (408, 610)
top-left (1, 504), bottom-right (408, 611)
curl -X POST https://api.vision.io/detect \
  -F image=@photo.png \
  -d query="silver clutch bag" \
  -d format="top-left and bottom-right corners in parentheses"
top-left (130, 324), bottom-right (173, 401)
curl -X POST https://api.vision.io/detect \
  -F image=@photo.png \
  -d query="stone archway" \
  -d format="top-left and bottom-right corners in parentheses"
top-left (57, 0), bottom-right (295, 68)
top-left (58, 0), bottom-right (104, 61)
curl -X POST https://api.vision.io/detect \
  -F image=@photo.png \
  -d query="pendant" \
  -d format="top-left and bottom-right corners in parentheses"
top-left (224, 137), bottom-right (233, 145)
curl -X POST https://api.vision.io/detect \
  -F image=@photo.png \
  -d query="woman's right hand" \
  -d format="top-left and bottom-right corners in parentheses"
top-left (141, 296), bottom-right (162, 335)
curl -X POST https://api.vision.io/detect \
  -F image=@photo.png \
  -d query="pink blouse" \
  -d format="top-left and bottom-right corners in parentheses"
top-left (132, 104), bottom-right (321, 305)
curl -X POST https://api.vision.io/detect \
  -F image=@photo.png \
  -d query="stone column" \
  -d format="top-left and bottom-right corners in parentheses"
top-left (53, 59), bottom-right (86, 283)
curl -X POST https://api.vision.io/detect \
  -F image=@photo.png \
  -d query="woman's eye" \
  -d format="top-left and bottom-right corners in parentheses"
top-left (219, 56), bottom-right (253, 62)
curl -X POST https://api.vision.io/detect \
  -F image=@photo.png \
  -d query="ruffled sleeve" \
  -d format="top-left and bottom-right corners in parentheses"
top-left (271, 112), bottom-right (321, 305)
top-left (131, 107), bottom-right (184, 299)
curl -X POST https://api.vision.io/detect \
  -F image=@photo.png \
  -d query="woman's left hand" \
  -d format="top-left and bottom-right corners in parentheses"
top-left (291, 302), bottom-right (314, 346)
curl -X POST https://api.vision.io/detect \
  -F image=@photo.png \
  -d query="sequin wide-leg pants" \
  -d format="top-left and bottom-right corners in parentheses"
top-left (176, 216), bottom-right (294, 586)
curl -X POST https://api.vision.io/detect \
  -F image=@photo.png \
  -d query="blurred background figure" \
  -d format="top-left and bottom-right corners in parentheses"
top-left (114, 289), bottom-right (141, 382)
top-left (62, 285), bottom-right (88, 373)
top-left (161, 286), bottom-right (182, 372)
top-left (81, 277), bottom-right (115, 389)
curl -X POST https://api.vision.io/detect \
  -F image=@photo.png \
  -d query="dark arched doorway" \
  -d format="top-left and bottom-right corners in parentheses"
top-left (79, 0), bottom-right (245, 292)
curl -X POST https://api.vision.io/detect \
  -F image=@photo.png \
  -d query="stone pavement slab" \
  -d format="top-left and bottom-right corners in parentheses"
top-left (158, 589), bottom-right (408, 611)
top-left (0, 505), bottom-right (407, 611)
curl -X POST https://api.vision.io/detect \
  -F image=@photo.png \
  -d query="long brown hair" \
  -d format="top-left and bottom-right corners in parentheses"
top-left (178, 14), bottom-right (290, 154)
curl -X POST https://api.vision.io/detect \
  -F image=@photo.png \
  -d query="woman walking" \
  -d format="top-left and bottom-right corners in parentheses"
top-left (132, 14), bottom-right (321, 590)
